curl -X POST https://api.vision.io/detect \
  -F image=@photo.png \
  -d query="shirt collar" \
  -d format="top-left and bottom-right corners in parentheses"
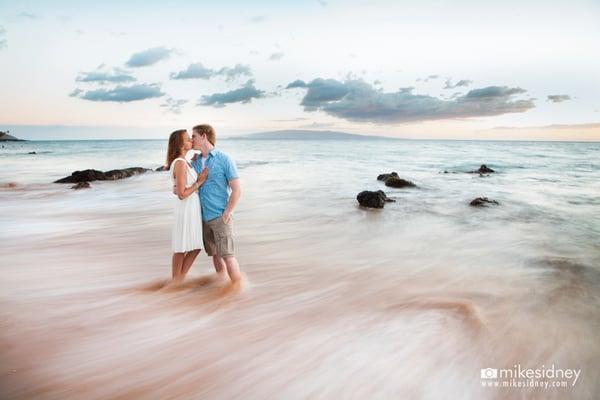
top-left (207, 147), bottom-right (218, 158)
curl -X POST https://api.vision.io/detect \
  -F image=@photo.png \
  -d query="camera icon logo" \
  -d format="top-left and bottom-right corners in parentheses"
top-left (481, 368), bottom-right (498, 379)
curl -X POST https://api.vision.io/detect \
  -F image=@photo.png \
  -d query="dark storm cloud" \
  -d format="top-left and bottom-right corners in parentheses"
top-left (547, 94), bottom-right (571, 103)
top-left (444, 79), bottom-right (473, 89)
top-left (76, 68), bottom-right (136, 84)
top-left (70, 83), bottom-right (164, 102)
top-left (286, 78), bottom-right (535, 123)
top-left (198, 80), bottom-right (266, 108)
top-left (126, 47), bottom-right (174, 67)
top-left (170, 63), bottom-right (251, 82)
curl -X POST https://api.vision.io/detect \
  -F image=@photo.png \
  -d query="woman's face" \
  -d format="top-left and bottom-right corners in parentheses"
top-left (181, 131), bottom-right (192, 151)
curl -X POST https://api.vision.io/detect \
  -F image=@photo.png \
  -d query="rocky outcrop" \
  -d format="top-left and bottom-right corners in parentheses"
top-left (377, 172), bottom-right (399, 181)
top-left (0, 131), bottom-right (25, 141)
top-left (385, 177), bottom-right (417, 188)
top-left (71, 182), bottom-right (91, 190)
top-left (469, 197), bottom-right (499, 207)
top-left (357, 190), bottom-right (396, 208)
top-left (55, 167), bottom-right (150, 183)
top-left (377, 172), bottom-right (417, 188)
top-left (155, 165), bottom-right (169, 172)
top-left (468, 164), bottom-right (495, 174)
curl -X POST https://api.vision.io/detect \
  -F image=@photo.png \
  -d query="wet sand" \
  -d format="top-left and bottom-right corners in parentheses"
top-left (2, 139), bottom-right (600, 399)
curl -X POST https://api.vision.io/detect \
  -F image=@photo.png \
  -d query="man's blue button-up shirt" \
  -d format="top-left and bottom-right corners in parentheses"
top-left (191, 148), bottom-right (239, 222)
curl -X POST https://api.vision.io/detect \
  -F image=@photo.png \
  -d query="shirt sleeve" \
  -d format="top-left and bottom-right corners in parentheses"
top-left (224, 154), bottom-right (239, 181)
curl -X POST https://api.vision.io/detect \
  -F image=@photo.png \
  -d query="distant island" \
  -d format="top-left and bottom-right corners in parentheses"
top-left (0, 130), bottom-right (25, 141)
top-left (230, 130), bottom-right (398, 141)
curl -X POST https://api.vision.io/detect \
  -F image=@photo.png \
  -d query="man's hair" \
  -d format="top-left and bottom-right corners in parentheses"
top-left (193, 124), bottom-right (216, 146)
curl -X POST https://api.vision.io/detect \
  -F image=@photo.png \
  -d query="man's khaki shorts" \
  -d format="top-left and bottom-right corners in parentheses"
top-left (203, 216), bottom-right (235, 257)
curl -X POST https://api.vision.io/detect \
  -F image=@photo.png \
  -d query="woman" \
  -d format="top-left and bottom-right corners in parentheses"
top-left (166, 129), bottom-right (208, 283)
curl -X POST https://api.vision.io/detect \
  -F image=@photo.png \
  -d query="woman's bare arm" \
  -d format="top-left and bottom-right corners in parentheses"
top-left (174, 161), bottom-right (201, 200)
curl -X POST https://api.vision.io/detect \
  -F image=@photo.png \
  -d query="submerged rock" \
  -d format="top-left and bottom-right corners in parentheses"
top-left (104, 167), bottom-right (149, 180)
top-left (384, 177), bottom-right (417, 188)
top-left (468, 164), bottom-right (495, 174)
top-left (377, 172), bottom-right (399, 181)
top-left (55, 167), bottom-right (150, 183)
top-left (357, 190), bottom-right (396, 209)
top-left (71, 182), bottom-right (91, 190)
top-left (469, 197), bottom-right (499, 207)
top-left (28, 151), bottom-right (37, 155)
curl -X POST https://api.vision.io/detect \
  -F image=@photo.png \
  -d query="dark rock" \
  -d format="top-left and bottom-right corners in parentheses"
top-left (468, 164), bottom-right (495, 174)
top-left (28, 151), bottom-right (37, 154)
top-left (55, 169), bottom-right (106, 183)
top-left (104, 167), bottom-right (149, 180)
top-left (155, 165), bottom-right (169, 172)
top-left (55, 167), bottom-right (150, 183)
top-left (479, 164), bottom-right (495, 173)
top-left (384, 177), bottom-right (417, 188)
top-left (71, 182), bottom-right (91, 190)
top-left (469, 197), bottom-right (499, 207)
top-left (377, 172), bottom-right (399, 181)
top-left (376, 190), bottom-right (396, 203)
top-left (357, 190), bottom-right (395, 208)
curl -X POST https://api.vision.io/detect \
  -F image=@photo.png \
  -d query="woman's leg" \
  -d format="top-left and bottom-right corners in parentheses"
top-left (180, 249), bottom-right (200, 279)
top-left (172, 252), bottom-right (185, 281)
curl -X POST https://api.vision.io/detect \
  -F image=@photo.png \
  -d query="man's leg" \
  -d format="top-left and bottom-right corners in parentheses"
top-left (212, 255), bottom-right (227, 277)
top-left (223, 256), bottom-right (241, 282)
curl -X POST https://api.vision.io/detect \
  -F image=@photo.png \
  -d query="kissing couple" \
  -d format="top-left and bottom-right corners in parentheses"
top-left (165, 124), bottom-right (242, 290)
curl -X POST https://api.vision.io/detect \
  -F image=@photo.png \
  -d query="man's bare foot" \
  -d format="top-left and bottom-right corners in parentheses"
top-left (180, 275), bottom-right (219, 289)
top-left (219, 280), bottom-right (242, 297)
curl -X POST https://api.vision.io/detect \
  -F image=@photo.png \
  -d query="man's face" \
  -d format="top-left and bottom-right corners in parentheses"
top-left (191, 130), bottom-right (204, 149)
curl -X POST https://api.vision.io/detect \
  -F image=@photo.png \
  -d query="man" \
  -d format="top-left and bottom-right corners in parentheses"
top-left (189, 124), bottom-right (242, 285)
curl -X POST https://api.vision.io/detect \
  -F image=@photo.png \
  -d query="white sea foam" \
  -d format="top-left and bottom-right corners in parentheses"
top-left (1, 138), bottom-right (599, 399)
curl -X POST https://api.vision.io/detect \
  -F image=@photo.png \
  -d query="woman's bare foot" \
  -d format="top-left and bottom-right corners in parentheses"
top-left (160, 278), bottom-right (185, 292)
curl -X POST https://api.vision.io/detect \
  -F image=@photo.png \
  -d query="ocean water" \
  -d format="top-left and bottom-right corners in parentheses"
top-left (1, 138), bottom-right (599, 399)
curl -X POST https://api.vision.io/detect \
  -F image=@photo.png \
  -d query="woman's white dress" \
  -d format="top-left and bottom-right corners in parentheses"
top-left (170, 157), bottom-right (203, 253)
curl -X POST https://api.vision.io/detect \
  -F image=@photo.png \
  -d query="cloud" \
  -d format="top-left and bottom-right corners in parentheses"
top-left (286, 79), bottom-right (307, 89)
top-left (420, 74), bottom-right (440, 82)
top-left (493, 122), bottom-right (600, 130)
top-left (19, 12), bottom-right (40, 19)
top-left (249, 15), bottom-right (266, 23)
top-left (171, 62), bottom-right (252, 81)
top-left (70, 83), bottom-right (164, 102)
top-left (547, 94), bottom-right (571, 103)
top-left (170, 63), bottom-right (214, 80)
top-left (76, 67), bottom-right (136, 84)
top-left (0, 26), bottom-right (6, 49)
top-left (126, 47), bottom-right (174, 67)
top-left (317, 0), bottom-right (328, 6)
top-left (271, 117), bottom-right (309, 122)
top-left (217, 64), bottom-right (252, 82)
top-left (444, 79), bottom-right (473, 89)
top-left (286, 78), bottom-right (535, 123)
top-left (269, 52), bottom-right (284, 61)
top-left (299, 121), bottom-right (335, 129)
top-left (198, 80), bottom-right (266, 108)
top-left (160, 97), bottom-right (188, 114)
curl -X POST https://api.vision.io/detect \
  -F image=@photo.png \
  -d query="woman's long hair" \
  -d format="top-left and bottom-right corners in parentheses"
top-left (166, 129), bottom-right (187, 168)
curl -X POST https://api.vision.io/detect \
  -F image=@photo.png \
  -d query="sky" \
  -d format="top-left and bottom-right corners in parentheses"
top-left (1, 0), bottom-right (599, 140)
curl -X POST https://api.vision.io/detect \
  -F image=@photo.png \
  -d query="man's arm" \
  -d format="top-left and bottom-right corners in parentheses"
top-left (223, 178), bottom-right (241, 224)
